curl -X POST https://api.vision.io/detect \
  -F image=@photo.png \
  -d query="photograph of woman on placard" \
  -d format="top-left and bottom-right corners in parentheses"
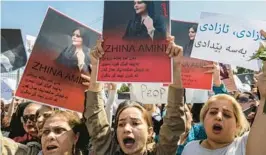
top-left (183, 25), bottom-right (197, 57)
top-left (219, 63), bottom-right (230, 80)
top-left (123, 0), bottom-right (166, 41)
top-left (56, 27), bottom-right (91, 73)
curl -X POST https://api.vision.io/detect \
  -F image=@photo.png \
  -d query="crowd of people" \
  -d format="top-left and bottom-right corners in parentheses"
top-left (1, 28), bottom-right (266, 155)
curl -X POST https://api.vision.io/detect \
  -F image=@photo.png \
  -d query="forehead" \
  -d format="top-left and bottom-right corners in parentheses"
top-left (73, 29), bottom-right (80, 34)
top-left (24, 104), bottom-right (40, 115)
top-left (119, 107), bottom-right (144, 120)
top-left (134, 0), bottom-right (144, 4)
top-left (209, 99), bottom-right (234, 111)
top-left (189, 28), bottom-right (195, 31)
top-left (43, 116), bottom-right (70, 129)
top-left (238, 93), bottom-right (250, 98)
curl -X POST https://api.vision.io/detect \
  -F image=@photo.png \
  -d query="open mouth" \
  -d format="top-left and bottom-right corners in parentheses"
top-left (123, 137), bottom-right (135, 148)
top-left (212, 124), bottom-right (223, 134)
top-left (47, 145), bottom-right (58, 151)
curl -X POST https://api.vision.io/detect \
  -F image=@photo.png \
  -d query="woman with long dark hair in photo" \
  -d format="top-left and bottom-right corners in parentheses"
top-left (183, 25), bottom-right (197, 57)
top-left (56, 27), bottom-right (91, 73)
top-left (123, 0), bottom-right (166, 41)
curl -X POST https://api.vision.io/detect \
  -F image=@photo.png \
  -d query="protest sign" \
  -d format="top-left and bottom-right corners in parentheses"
top-left (25, 35), bottom-right (36, 53)
top-left (185, 88), bottom-right (209, 104)
top-left (1, 29), bottom-right (27, 73)
top-left (130, 83), bottom-right (168, 104)
top-left (237, 73), bottom-right (254, 85)
top-left (191, 12), bottom-right (266, 71)
top-left (171, 20), bottom-right (212, 89)
top-left (16, 7), bottom-right (100, 112)
top-left (98, 1), bottom-right (171, 83)
top-left (219, 63), bottom-right (237, 92)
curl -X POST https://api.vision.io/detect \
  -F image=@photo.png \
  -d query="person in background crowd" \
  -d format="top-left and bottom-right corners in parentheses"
top-left (35, 105), bottom-right (54, 137)
top-left (8, 102), bottom-right (31, 139)
top-left (235, 92), bottom-right (259, 126)
top-left (13, 102), bottom-right (41, 144)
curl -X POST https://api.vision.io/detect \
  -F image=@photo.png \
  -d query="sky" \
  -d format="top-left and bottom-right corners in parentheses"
top-left (1, 0), bottom-right (266, 41)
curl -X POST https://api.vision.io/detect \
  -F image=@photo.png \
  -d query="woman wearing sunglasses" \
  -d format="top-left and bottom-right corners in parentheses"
top-left (11, 103), bottom-right (41, 145)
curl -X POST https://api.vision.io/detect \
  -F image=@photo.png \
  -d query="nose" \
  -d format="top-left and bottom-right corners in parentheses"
top-left (123, 123), bottom-right (132, 133)
top-left (26, 119), bottom-right (34, 125)
top-left (47, 131), bottom-right (56, 141)
top-left (134, 3), bottom-right (138, 9)
top-left (215, 112), bottom-right (223, 121)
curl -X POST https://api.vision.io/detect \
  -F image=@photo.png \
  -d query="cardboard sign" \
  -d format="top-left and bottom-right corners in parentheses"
top-left (130, 83), bottom-right (168, 104)
top-left (98, 1), bottom-right (172, 83)
top-left (16, 7), bottom-right (100, 112)
top-left (191, 12), bottom-right (266, 71)
top-left (171, 20), bottom-right (212, 90)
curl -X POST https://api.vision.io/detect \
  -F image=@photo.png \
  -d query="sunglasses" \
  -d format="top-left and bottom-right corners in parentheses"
top-left (22, 114), bottom-right (37, 123)
top-left (237, 97), bottom-right (254, 103)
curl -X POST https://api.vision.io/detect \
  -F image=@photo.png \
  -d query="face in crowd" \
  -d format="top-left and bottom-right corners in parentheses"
top-left (21, 103), bottom-right (42, 137)
top-left (116, 103), bottom-right (153, 155)
top-left (41, 111), bottom-right (80, 155)
top-left (200, 94), bottom-right (249, 144)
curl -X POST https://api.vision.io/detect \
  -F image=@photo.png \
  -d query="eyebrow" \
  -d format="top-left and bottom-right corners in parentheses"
top-left (43, 125), bottom-right (66, 129)
top-left (118, 117), bottom-right (142, 122)
top-left (210, 107), bottom-right (233, 114)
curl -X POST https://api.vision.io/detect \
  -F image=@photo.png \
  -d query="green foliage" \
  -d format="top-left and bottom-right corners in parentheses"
top-left (249, 45), bottom-right (266, 61)
top-left (117, 84), bottom-right (129, 93)
top-left (235, 67), bottom-right (254, 74)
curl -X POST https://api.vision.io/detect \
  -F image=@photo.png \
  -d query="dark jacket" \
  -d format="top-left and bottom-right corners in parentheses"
top-left (123, 16), bottom-right (166, 41)
top-left (56, 46), bottom-right (91, 73)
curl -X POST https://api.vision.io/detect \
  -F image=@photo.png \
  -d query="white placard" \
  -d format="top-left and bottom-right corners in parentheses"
top-left (185, 88), bottom-right (209, 104)
top-left (25, 35), bottom-right (36, 53)
top-left (130, 83), bottom-right (168, 104)
top-left (1, 78), bottom-right (16, 100)
top-left (191, 12), bottom-right (266, 71)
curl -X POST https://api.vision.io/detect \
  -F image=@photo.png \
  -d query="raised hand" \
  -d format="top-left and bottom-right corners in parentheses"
top-left (204, 62), bottom-right (222, 87)
top-left (166, 36), bottom-right (183, 88)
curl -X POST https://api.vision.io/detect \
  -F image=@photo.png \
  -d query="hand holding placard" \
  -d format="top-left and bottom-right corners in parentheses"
top-left (203, 62), bottom-right (221, 87)
top-left (82, 39), bottom-right (105, 92)
top-left (166, 36), bottom-right (183, 88)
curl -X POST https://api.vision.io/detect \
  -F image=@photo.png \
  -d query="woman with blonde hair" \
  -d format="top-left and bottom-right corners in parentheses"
top-left (182, 30), bottom-right (266, 155)
top-left (182, 93), bottom-right (250, 155)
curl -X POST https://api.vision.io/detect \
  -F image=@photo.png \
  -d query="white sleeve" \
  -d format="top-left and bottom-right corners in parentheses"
top-left (105, 89), bottom-right (117, 126)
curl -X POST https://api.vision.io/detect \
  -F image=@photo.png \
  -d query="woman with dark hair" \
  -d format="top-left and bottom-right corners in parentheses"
top-left (123, 0), bottom-right (166, 41)
top-left (183, 25), bottom-right (197, 57)
top-left (1, 110), bottom-right (85, 155)
top-left (56, 27), bottom-right (91, 73)
top-left (82, 37), bottom-right (185, 155)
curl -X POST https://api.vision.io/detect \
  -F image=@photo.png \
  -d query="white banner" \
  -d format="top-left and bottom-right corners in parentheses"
top-left (1, 78), bottom-right (16, 100)
top-left (130, 83), bottom-right (168, 104)
top-left (25, 35), bottom-right (36, 53)
top-left (191, 12), bottom-right (266, 71)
